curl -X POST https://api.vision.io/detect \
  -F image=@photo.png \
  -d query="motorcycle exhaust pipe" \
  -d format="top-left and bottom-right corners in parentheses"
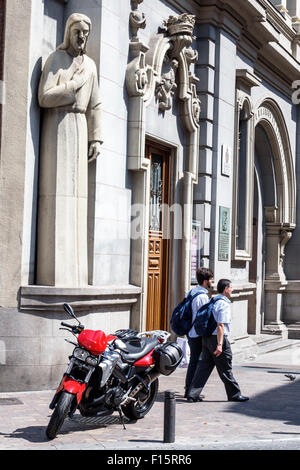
top-left (147, 368), bottom-right (161, 384)
top-left (129, 367), bottom-right (161, 400)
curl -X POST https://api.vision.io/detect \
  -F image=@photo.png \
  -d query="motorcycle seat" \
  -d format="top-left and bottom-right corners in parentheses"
top-left (114, 337), bottom-right (158, 363)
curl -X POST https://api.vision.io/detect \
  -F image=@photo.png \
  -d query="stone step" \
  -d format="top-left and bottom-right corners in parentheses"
top-left (233, 335), bottom-right (300, 364)
top-left (254, 338), bottom-right (300, 355)
top-left (252, 334), bottom-right (283, 347)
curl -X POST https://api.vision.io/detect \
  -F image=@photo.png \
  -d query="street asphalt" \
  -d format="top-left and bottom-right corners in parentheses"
top-left (1, 345), bottom-right (300, 455)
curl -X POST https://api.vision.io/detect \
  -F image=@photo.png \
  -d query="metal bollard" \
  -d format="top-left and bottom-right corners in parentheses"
top-left (163, 389), bottom-right (176, 443)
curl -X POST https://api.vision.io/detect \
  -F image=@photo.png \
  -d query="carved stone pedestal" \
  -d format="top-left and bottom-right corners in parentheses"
top-left (263, 280), bottom-right (288, 339)
top-left (263, 215), bottom-right (294, 338)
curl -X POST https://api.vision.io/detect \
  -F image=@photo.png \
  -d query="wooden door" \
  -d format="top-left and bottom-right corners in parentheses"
top-left (146, 145), bottom-right (170, 331)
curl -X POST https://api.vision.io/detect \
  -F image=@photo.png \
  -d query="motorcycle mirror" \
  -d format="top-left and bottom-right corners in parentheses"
top-left (63, 303), bottom-right (80, 324)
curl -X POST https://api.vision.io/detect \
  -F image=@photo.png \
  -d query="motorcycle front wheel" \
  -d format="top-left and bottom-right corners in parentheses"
top-left (46, 391), bottom-right (75, 440)
top-left (122, 378), bottom-right (158, 420)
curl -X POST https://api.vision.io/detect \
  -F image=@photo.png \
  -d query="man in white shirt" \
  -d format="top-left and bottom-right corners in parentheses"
top-left (187, 279), bottom-right (249, 403)
top-left (184, 267), bottom-right (214, 398)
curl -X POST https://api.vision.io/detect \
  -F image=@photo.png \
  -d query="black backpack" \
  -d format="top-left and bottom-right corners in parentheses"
top-left (193, 297), bottom-right (219, 337)
top-left (170, 291), bottom-right (202, 336)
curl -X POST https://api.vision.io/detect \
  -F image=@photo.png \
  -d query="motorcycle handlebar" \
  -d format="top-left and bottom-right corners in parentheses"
top-left (60, 322), bottom-right (84, 334)
top-left (61, 322), bottom-right (74, 329)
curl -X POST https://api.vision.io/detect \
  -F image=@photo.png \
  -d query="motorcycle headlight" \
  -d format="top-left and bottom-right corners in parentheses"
top-left (86, 356), bottom-right (98, 366)
top-left (73, 347), bottom-right (89, 362)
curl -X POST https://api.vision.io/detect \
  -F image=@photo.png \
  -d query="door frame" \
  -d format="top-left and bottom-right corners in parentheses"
top-left (145, 142), bottom-right (171, 331)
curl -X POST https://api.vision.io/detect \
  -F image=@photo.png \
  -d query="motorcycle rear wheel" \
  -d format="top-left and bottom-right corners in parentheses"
top-left (46, 391), bottom-right (74, 440)
top-left (122, 378), bottom-right (158, 420)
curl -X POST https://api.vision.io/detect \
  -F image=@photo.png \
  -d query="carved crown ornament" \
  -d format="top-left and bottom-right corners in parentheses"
top-left (126, 8), bottom-right (201, 130)
top-left (164, 13), bottom-right (196, 36)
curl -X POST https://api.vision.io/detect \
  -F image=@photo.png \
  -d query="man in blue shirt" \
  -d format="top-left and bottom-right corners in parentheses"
top-left (184, 267), bottom-right (214, 398)
top-left (186, 279), bottom-right (249, 403)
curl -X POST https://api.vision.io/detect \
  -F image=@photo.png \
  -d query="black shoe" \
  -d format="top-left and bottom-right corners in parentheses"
top-left (187, 396), bottom-right (203, 402)
top-left (228, 395), bottom-right (249, 402)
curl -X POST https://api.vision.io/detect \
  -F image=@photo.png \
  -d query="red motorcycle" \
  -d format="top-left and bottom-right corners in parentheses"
top-left (45, 303), bottom-right (183, 439)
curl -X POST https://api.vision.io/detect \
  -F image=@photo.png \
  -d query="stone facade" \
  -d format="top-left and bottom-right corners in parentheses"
top-left (1, 0), bottom-right (300, 391)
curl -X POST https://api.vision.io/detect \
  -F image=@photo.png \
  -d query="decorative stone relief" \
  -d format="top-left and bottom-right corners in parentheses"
top-left (126, 12), bottom-right (201, 129)
top-left (127, 43), bottom-right (149, 96)
top-left (163, 13), bottom-right (200, 118)
top-left (279, 229), bottom-right (293, 274)
top-left (130, 0), bottom-right (146, 39)
top-left (156, 58), bottom-right (178, 111)
top-left (127, 0), bottom-right (149, 97)
top-left (191, 78), bottom-right (201, 122)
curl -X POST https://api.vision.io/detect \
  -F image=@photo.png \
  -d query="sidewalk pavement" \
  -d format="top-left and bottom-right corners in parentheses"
top-left (1, 346), bottom-right (300, 451)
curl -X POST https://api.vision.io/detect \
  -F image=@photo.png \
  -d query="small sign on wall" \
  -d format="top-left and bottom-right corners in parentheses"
top-left (191, 221), bottom-right (202, 284)
top-left (221, 144), bottom-right (231, 177)
top-left (218, 206), bottom-right (230, 261)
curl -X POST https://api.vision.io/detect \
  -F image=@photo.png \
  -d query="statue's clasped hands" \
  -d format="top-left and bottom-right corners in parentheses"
top-left (88, 141), bottom-right (101, 162)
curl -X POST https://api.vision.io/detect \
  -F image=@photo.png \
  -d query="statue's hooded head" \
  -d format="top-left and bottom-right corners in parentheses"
top-left (57, 13), bottom-right (92, 54)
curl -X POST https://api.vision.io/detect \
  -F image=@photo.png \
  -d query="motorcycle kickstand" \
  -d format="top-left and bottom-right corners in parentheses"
top-left (118, 406), bottom-right (126, 430)
top-left (68, 409), bottom-right (76, 419)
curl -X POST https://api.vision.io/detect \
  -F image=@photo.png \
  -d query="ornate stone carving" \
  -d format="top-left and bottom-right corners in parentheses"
top-left (164, 13), bottom-right (196, 36)
top-left (191, 82), bottom-right (201, 123)
top-left (127, 0), bottom-right (149, 97)
top-left (126, 11), bottom-right (200, 109)
top-left (130, 0), bottom-right (146, 39)
top-left (185, 46), bottom-right (198, 66)
top-left (237, 89), bottom-right (246, 111)
top-left (279, 229), bottom-right (293, 272)
top-left (156, 58), bottom-right (178, 111)
top-left (130, 11), bottom-right (146, 38)
top-left (126, 11), bottom-right (201, 173)
top-left (127, 43), bottom-right (149, 96)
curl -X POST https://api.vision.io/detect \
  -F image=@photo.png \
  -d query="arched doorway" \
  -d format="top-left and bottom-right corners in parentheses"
top-left (249, 99), bottom-right (296, 337)
top-left (249, 124), bottom-right (276, 334)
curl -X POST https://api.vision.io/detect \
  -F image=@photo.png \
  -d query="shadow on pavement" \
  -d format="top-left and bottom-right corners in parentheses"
top-left (225, 373), bottom-right (300, 428)
top-left (0, 414), bottom-right (137, 443)
top-left (0, 427), bottom-right (48, 444)
top-left (155, 391), bottom-right (227, 404)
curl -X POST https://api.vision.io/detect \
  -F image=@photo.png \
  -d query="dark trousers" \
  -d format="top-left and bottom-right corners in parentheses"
top-left (185, 336), bottom-right (202, 393)
top-left (187, 335), bottom-right (241, 400)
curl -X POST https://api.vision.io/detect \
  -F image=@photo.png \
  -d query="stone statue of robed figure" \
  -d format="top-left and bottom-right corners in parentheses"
top-left (37, 13), bottom-right (102, 287)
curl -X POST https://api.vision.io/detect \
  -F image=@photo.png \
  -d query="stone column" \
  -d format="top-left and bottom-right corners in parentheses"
top-left (182, 171), bottom-right (194, 295)
top-left (263, 208), bottom-right (293, 337)
top-left (265, 223), bottom-right (283, 281)
top-left (264, 281), bottom-right (288, 338)
top-left (193, 24), bottom-right (216, 270)
top-left (0, 0), bottom-right (32, 306)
